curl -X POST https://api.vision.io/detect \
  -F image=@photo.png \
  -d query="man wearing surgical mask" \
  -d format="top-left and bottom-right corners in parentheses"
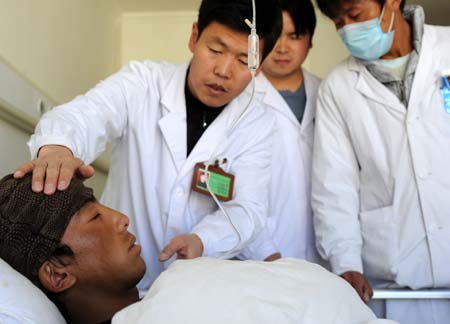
top-left (312, 1), bottom-right (450, 323)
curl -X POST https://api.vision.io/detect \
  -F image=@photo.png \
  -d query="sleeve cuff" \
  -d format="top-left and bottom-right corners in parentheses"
top-left (238, 230), bottom-right (279, 261)
top-left (329, 252), bottom-right (363, 276)
top-left (192, 227), bottom-right (214, 258)
top-left (27, 135), bottom-right (77, 159)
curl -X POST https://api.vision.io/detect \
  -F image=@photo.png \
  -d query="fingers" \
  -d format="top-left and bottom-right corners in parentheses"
top-left (354, 277), bottom-right (366, 301)
top-left (31, 160), bottom-right (48, 192)
top-left (14, 145), bottom-right (94, 195)
top-left (43, 160), bottom-right (61, 194)
top-left (13, 162), bottom-right (34, 179)
top-left (362, 280), bottom-right (373, 303)
top-left (264, 252), bottom-right (282, 262)
top-left (159, 237), bottom-right (185, 261)
top-left (159, 234), bottom-right (204, 262)
top-left (78, 164), bottom-right (95, 179)
top-left (341, 271), bottom-right (372, 303)
top-left (58, 157), bottom-right (85, 190)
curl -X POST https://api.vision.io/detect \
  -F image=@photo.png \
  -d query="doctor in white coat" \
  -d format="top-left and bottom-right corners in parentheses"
top-left (313, 0), bottom-right (450, 323)
top-left (239, 0), bottom-right (322, 262)
top-left (14, 0), bottom-right (283, 289)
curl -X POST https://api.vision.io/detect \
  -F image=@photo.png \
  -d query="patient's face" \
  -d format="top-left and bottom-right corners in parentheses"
top-left (61, 202), bottom-right (146, 291)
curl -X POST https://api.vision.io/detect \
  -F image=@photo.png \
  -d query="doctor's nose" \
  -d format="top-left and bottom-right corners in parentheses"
top-left (213, 56), bottom-right (232, 79)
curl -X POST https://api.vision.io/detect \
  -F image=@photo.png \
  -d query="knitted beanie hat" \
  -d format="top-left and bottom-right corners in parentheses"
top-left (0, 173), bottom-right (95, 286)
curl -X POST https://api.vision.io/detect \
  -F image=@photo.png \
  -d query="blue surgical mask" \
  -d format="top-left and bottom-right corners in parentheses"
top-left (338, 6), bottom-right (395, 61)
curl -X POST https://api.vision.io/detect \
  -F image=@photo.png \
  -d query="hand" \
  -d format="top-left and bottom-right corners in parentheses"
top-left (340, 271), bottom-right (373, 303)
top-left (13, 145), bottom-right (95, 195)
top-left (159, 234), bottom-right (204, 261)
top-left (264, 252), bottom-right (282, 262)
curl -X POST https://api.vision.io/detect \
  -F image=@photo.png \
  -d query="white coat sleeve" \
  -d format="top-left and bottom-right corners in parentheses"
top-left (237, 227), bottom-right (279, 261)
top-left (27, 61), bottom-right (152, 163)
top-left (311, 81), bottom-right (363, 275)
top-left (192, 108), bottom-right (275, 258)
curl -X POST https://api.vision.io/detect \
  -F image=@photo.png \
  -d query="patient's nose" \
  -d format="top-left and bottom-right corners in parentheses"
top-left (112, 211), bottom-right (129, 232)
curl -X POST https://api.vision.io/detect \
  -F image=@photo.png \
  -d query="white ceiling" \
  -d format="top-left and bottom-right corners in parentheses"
top-left (115, 0), bottom-right (449, 25)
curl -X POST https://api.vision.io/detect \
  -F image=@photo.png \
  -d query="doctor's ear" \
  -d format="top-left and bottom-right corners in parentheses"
top-left (188, 22), bottom-right (200, 53)
top-left (384, 0), bottom-right (402, 12)
top-left (38, 260), bottom-right (77, 293)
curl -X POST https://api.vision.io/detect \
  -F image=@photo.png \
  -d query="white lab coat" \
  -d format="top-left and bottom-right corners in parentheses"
top-left (238, 70), bottom-right (321, 261)
top-left (28, 61), bottom-right (275, 289)
top-left (312, 25), bottom-right (450, 323)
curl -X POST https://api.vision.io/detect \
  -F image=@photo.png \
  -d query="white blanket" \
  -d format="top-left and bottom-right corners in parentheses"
top-left (113, 258), bottom-right (398, 324)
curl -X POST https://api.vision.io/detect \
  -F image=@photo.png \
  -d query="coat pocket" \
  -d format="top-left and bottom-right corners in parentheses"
top-left (360, 205), bottom-right (398, 281)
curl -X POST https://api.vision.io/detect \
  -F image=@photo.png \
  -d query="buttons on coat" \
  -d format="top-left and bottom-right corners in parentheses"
top-left (427, 224), bottom-right (438, 236)
top-left (418, 171), bottom-right (432, 180)
top-left (175, 187), bottom-right (184, 196)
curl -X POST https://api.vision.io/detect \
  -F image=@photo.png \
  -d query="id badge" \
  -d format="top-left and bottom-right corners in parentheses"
top-left (441, 76), bottom-right (450, 114)
top-left (191, 162), bottom-right (235, 201)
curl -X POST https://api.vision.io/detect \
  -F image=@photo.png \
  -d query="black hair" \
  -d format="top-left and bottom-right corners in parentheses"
top-left (316, 0), bottom-right (407, 20)
top-left (281, 0), bottom-right (317, 39)
top-left (197, 0), bottom-right (282, 61)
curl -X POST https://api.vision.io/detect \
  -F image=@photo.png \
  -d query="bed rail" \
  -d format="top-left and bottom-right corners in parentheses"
top-left (373, 289), bottom-right (450, 300)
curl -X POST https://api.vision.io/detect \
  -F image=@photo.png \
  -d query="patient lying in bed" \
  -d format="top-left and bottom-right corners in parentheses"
top-left (0, 174), bottom-right (397, 324)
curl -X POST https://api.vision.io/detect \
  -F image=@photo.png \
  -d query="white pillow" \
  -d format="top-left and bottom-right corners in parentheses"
top-left (113, 258), bottom-right (394, 324)
top-left (0, 258), bottom-right (66, 324)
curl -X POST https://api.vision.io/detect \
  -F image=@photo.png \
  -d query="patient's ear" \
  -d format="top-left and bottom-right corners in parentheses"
top-left (38, 260), bottom-right (77, 293)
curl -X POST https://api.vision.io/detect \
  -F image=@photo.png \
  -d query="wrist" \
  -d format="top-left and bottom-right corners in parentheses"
top-left (38, 145), bottom-right (73, 158)
top-left (191, 234), bottom-right (204, 256)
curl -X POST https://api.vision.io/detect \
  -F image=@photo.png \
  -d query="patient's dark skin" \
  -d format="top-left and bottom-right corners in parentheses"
top-left (38, 202), bottom-right (146, 324)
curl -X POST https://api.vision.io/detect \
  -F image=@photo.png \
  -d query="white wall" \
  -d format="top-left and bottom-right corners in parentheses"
top-left (0, 0), bottom-right (121, 103)
top-left (119, 9), bottom-right (348, 79)
top-left (121, 11), bottom-right (197, 65)
top-left (303, 11), bottom-right (349, 79)
top-left (0, 0), bottom-right (121, 195)
top-left (0, 119), bottom-right (31, 176)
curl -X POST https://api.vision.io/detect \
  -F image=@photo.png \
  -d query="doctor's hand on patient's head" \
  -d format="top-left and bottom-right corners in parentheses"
top-left (159, 234), bottom-right (204, 262)
top-left (340, 271), bottom-right (373, 304)
top-left (13, 144), bottom-right (95, 195)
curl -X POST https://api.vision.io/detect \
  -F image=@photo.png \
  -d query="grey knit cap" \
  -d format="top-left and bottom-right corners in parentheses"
top-left (0, 173), bottom-right (95, 286)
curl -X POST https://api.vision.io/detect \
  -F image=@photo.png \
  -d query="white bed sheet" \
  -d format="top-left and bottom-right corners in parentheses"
top-left (113, 258), bottom-right (398, 324)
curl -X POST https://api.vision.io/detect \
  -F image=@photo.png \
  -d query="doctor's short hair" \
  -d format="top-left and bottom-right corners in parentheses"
top-left (316, 0), bottom-right (407, 19)
top-left (282, 0), bottom-right (317, 39)
top-left (197, 0), bottom-right (282, 61)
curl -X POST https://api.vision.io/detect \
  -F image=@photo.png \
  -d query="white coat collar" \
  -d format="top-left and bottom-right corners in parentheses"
top-left (173, 73), bottom-right (259, 181)
top-left (347, 57), bottom-right (405, 114)
top-left (347, 25), bottom-right (438, 115)
top-left (255, 70), bottom-right (318, 134)
top-left (158, 63), bottom-right (189, 172)
top-left (254, 72), bottom-right (301, 128)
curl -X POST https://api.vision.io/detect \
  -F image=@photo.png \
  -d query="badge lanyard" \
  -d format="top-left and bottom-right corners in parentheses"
top-left (441, 75), bottom-right (450, 114)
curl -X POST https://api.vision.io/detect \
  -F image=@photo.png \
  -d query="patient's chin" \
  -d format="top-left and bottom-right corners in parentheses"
top-left (132, 257), bottom-right (147, 286)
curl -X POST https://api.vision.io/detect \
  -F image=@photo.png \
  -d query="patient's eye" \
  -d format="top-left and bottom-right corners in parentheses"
top-left (91, 213), bottom-right (101, 221)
